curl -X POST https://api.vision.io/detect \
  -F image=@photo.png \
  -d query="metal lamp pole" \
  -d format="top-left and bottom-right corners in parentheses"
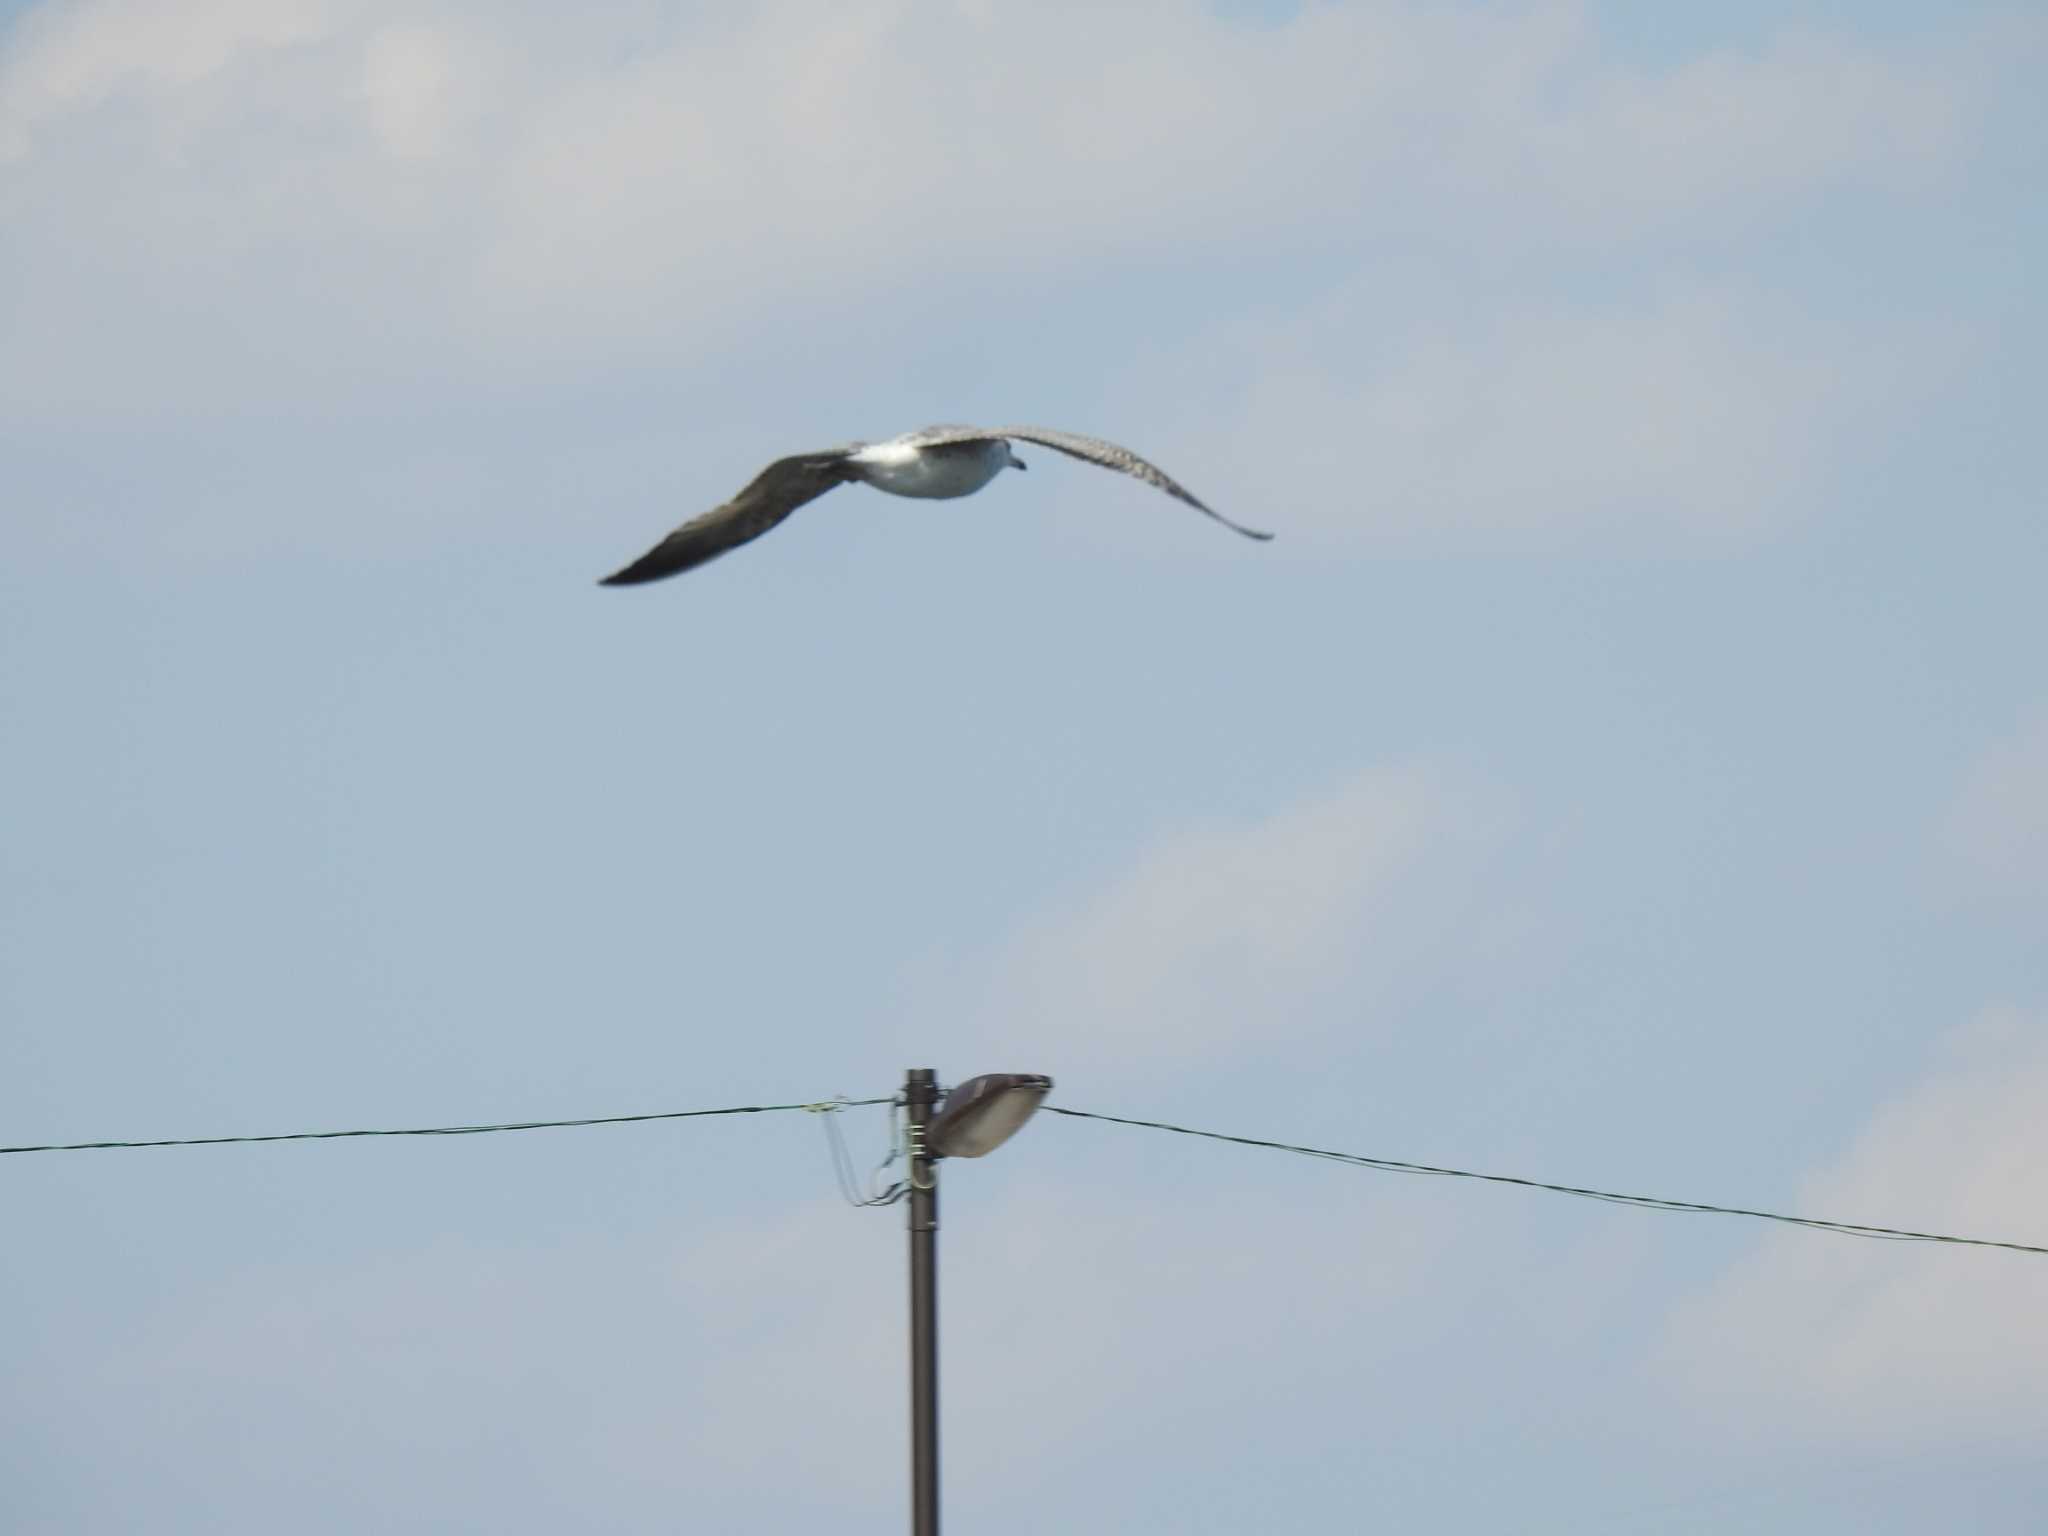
top-left (897, 1066), bottom-right (1049, 1536)
top-left (904, 1067), bottom-right (941, 1536)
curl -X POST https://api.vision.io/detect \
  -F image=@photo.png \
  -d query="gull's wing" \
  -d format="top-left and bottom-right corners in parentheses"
top-left (598, 451), bottom-right (855, 586)
top-left (910, 424), bottom-right (1274, 541)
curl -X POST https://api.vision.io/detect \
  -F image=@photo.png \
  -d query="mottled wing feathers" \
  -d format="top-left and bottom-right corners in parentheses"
top-left (598, 452), bottom-right (854, 586)
top-left (911, 424), bottom-right (1273, 541)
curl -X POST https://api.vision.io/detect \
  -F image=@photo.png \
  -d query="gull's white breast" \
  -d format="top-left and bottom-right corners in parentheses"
top-left (850, 437), bottom-right (1010, 501)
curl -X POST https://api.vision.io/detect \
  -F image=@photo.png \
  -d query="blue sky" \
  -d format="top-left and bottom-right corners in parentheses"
top-left (3, 1), bottom-right (2045, 1530)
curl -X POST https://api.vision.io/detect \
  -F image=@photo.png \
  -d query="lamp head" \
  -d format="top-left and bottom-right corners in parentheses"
top-left (927, 1073), bottom-right (1053, 1159)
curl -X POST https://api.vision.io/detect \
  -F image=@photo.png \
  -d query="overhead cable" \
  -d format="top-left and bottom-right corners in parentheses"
top-left (0, 1099), bottom-right (892, 1157)
top-left (1044, 1105), bottom-right (2048, 1257)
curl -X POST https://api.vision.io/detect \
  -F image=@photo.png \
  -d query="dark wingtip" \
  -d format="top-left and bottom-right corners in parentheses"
top-left (1184, 491), bottom-right (1275, 543)
top-left (597, 557), bottom-right (673, 587)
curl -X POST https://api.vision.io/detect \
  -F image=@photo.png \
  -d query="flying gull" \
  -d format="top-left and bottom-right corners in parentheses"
top-left (598, 424), bottom-right (1272, 585)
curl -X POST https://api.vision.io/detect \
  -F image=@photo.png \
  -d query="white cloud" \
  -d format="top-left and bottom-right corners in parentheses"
top-left (78, 1176), bottom-right (1466, 1526)
top-left (1940, 717), bottom-right (2048, 911)
top-left (932, 1171), bottom-right (1466, 1479)
top-left (0, 0), bottom-right (340, 161)
top-left (1657, 1007), bottom-right (2048, 1451)
top-left (632, 1177), bottom-right (1466, 1504)
top-left (1180, 282), bottom-right (1878, 545)
top-left (924, 762), bottom-right (1517, 1079)
top-left (0, 0), bottom-right (2011, 408)
top-left (91, 1218), bottom-right (911, 1524)
top-left (1498, 23), bottom-right (1964, 231)
top-left (356, 20), bottom-right (476, 163)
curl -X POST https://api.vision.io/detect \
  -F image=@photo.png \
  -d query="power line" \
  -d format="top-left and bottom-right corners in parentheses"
top-left (1044, 1106), bottom-right (2048, 1257)
top-left (7, 1093), bottom-right (2041, 1259)
top-left (0, 1099), bottom-right (892, 1156)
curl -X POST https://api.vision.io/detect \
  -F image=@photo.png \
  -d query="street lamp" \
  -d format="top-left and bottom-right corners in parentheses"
top-left (927, 1072), bottom-right (1054, 1158)
top-left (901, 1067), bottom-right (1052, 1536)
